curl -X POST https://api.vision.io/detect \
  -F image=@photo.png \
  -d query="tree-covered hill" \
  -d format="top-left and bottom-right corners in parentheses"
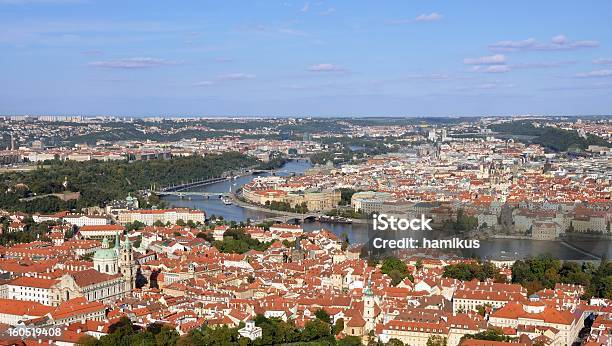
top-left (490, 121), bottom-right (610, 152)
top-left (0, 152), bottom-right (258, 213)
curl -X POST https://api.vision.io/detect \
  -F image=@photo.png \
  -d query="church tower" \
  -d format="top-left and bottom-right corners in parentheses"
top-left (119, 237), bottom-right (136, 293)
top-left (363, 280), bottom-right (376, 332)
top-left (290, 236), bottom-right (306, 262)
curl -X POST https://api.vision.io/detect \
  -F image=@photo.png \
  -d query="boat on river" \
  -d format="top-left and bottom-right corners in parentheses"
top-left (318, 215), bottom-right (352, 224)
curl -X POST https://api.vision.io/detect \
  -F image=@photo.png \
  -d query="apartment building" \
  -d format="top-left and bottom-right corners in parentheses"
top-left (118, 208), bottom-right (205, 226)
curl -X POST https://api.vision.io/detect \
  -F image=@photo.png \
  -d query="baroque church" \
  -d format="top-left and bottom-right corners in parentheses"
top-left (93, 235), bottom-right (137, 293)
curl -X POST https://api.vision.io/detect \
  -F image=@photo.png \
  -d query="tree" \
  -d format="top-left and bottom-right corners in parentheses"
top-left (461, 328), bottom-right (514, 342)
top-left (64, 227), bottom-right (75, 239)
top-left (387, 338), bottom-right (404, 346)
top-left (182, 325), bottom-right (242, 346)
top-left (135, 268), bottom-right (149, 289)
top-left (340, 232), bottom-right (350, 251)
top-left (511, 255), bottom-right (572, 294)
top-left (0, 152), bottom-right (259, 214)
top-left (77, 335), bottom-right (99, 346)
top-left (475, 303), bottom-right (492, 317)
top-left (381, 257), bottom-right (413, 286)
top-left (453, 209), bottom-right (478, 231)
top-left (427, 335), bottom-right (448, 346)
top-left (315, 308), bottom-right (331, 324)
top-left (338, 188), bottom-right (358, 206)
top-left (388, 270), bottom-right (407, 286)
top-left (94, 316), bottom-right (135, 346)
top-left (154, 325), bottom-right (179, 346)
top-left (367, 258), bottom-right (380, 268)
top-left (254, 315), bottom-right (300, 345)
top-left (213, 228), bottom-right (271, 254)
top-left (338, 336), bottom-right (363, 346)
top-left (443, 261), bottom-right (501, 282)
top-left (301, 319), bottom-right (331, 342)
top-left (332, 318), bottom-right (344, 335)
top-left (125, 221), bottom-right (146, 232)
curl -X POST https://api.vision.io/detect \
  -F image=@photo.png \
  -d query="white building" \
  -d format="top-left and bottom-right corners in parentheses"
top-left (489, 300), bottom-right (586, 346)
top-left (351, 191), bottom-right (396, 214)
top-left (380, 320), bottom-right (448, 346)
top-left (78, 224), bottom-right (125, 240)
top-left (6, 276), bottom-right (57, 306)
top-left (63, 215), bottom-right (109, 227)
top-left (0, 298), bottom-right (52, 325)
top-left (118, 208), bottom-right (205, 226)
top-left (238, 321), bottom-right (262, 341)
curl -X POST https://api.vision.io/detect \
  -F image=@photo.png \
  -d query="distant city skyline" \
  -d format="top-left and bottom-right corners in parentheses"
top-left (1, 0), bottom-right (611, 116)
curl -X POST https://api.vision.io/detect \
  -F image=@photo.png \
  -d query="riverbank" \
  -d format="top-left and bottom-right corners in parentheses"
top-left (483, 232), bottom-right (612, 242)
top-left (162, 160), bottom-right (612, 260)
top-left (229, 192), bottom-right (372, 224)
top-left (484, 234), bottom-right (532, 240)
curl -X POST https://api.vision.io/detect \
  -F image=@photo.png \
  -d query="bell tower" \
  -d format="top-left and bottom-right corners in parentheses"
top-left (363, 279), bottom-right (376, 332)
top-left (119, 237), bottom-right (136, 293)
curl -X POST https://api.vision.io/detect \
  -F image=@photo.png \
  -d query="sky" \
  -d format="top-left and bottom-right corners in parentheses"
top-left (1, 0), bottom-right (611, 117)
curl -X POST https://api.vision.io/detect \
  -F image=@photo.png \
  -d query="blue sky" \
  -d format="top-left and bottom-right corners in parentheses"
top-left (1, 0), bottom-right (611, 117)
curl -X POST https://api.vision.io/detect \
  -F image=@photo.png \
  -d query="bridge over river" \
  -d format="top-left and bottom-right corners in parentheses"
top-left (157, 177), bottom-right (229, 193)
top-left (155, 191), bottom-right (230, 198)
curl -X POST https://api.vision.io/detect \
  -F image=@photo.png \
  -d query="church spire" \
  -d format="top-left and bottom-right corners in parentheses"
top-left (123, 236), bottom-right (132, 250)
top-left (364, 278), bottom-right (374, 296)
top-left (101, 236), bottom-right (110, 249)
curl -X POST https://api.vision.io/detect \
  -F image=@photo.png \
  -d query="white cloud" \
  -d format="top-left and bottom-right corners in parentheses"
top-left (463, 54), bottom-right (507, 65)
top-left (193, 73), bottom-right (256, 86)
top-left (488, 38), bottom-right (537, 51)
top-left (217, 73), bottom-right (255, 81)
top-left (403, 73), bottom-right (451, 80)
top-left (551, 35), bottom-right (566, 45)
top-left (88, 57), bottom-right (179, 69)
top-left (307, 63), bottom-right (345, 72)
top-left (320, 7), bottom-right (335, 16)
top-left (301, 2), bottom-right (309, 12)
top-left (456, 82), bottom-right (516, 91)
top-left (415, 12), bottom-right (443, 22)
top-left (471, 65), bottom-right (511, 73)
top-left (593, 58), bottom-right (612, 65)
top-left (387, 12), bottom-right (443, 25)
top-left (574, 69), bottom-right (612, 78)
top-left (489, 35), bottom-right (599, 52)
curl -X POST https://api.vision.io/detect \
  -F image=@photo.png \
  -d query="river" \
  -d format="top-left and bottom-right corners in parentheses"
top-left (162, 160), bottom-right (612, 261)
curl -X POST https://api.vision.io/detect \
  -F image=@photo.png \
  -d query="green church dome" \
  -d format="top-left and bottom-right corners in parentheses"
top-left (94, 236), bottom-right (118, 260)
top-left (93, 248), bottom-right (117, 260)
